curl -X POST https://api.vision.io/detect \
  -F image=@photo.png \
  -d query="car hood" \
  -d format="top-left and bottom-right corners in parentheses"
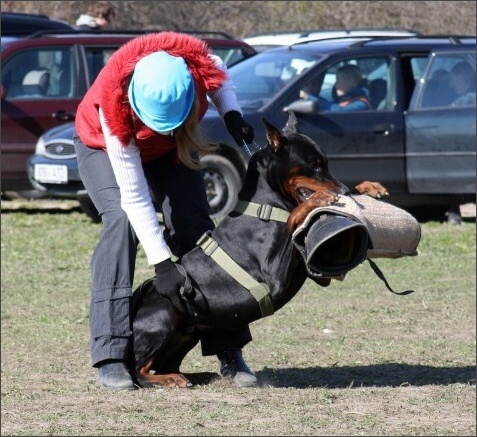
top-left (41, 122), bottom-right (75, 142)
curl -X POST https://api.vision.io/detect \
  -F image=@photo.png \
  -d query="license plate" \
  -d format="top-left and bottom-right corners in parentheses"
top-left (34, 164), bottom-right (68, 184)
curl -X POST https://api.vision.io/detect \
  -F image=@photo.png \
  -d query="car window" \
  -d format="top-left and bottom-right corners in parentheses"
top-left (399, 54), bottom-right (429, 109)
top-left (1, 46), bottom-right (75, 98)
top-left (84, 46), bottom-right (117, 86)
top-left (420, 53), bottom-right (476, 109)
top-left (299, 56), bottom-right (392, 111)
top-left (228, 51), bottom-right (320, 109)
top-left (211, 47), bottom-right (251, 67)
top-left (410, 57), bottom-right (429, 82)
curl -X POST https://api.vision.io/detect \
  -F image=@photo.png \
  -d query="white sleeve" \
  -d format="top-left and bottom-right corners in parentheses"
top-left (99, 109), bottom-right (171, 265)
top-left (208, 54), bottom-right (242, 118)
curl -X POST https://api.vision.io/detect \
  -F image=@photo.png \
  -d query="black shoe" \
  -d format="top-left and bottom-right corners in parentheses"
top-left (218, 349), bottom-right (258, 387)
top-left (97, 360), bottom-right (136, 391)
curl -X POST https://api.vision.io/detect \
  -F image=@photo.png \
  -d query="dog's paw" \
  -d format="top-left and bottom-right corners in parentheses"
top-left (138, 370), bottom-right (194, 389)
top-left (353, 181), bottom-right (389, 198)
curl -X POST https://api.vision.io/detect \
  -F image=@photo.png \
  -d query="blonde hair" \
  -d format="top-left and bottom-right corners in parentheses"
top-left (174, 94), bottom-right (218, 169)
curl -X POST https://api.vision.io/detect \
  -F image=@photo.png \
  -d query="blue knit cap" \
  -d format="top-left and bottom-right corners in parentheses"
top-left (128, 51), bottom-right (195, 133)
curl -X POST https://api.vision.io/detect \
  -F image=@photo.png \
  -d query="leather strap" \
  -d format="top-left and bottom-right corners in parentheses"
top-left (367, 258), bottom-right (414, 295)
top-left (196, 233), bottom-right (274, 317)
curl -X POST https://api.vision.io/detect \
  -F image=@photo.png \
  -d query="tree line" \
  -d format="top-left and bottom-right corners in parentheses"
top-left (1, 1), bottom-right (476, 38)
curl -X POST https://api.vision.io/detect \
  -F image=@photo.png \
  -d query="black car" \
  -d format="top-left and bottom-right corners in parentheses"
top-left (1, 12), bottom-right (74, 36)
top-left (27, 35), bottom-right (476, 222)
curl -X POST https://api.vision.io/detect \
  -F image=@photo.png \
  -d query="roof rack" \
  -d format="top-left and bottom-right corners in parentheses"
top-left (290, 34), bottom-right (416, 47)
top-left (26, 29), bottom-right (235, 40)
top-left (349, 34), bottom-right (476, 48)
top-left (246, 27), bottom-right (421, 39)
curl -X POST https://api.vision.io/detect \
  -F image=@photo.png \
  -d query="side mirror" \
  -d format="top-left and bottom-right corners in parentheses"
top-left (283, 99), bottom-right (317, 114)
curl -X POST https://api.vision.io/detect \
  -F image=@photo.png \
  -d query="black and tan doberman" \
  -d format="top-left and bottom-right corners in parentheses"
top-left (129, 111), bottom-right (388, 388)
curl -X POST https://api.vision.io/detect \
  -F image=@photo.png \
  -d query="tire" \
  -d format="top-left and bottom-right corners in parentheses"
top-left (79, 198), bottom-right (101, 224)
top-left (200, 154), bottom-right (242, 220)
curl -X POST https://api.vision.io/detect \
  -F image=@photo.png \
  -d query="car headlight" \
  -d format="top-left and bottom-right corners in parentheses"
top-left (34, 134), bottom-right (47, 155)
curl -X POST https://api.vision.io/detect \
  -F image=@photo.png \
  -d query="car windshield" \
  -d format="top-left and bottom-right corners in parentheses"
top-left (227, 50), bottom-right (322, 109)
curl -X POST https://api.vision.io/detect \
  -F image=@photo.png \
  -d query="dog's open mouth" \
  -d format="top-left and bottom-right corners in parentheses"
top-left (290, 176), bottom-right (341, 206)
top-left (296, 186), bottom-right (315, 203)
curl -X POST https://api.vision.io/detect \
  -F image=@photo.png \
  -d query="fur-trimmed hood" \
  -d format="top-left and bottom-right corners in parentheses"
top-left (75, 32), bottom-right (226, 154)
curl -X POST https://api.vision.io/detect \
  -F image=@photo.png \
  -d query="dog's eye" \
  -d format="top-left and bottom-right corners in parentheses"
top-left (312, 161), bottom-right (324, 173)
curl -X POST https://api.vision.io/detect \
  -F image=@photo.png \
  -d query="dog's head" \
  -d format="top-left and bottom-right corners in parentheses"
top-left (258, 111), bottom-right (349, 207)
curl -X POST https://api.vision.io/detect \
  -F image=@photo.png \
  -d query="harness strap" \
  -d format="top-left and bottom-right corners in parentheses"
top-left (235, 200), bottom-right (290, 222)
top-left (196, 233), bottom-right (274, 318)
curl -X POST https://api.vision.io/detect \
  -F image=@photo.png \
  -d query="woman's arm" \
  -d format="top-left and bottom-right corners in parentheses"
top-left (207, 54), bottom-right (242, 118)
top-left (99, 108), bottom-right (171, 265)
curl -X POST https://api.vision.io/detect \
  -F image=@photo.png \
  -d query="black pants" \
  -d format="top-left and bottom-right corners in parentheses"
top-left (74, 132), bottom-right (252, 366)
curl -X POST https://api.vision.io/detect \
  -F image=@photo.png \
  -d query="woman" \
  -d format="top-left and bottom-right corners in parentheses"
top-left (74, 31), bottom-right (256, 390)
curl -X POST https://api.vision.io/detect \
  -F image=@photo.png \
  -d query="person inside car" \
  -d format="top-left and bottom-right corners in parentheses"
top-left (301, 64), bottom-right (373, 111)
top-left (447, 61), bottom-right (476, 107)
top-left (73, 31), bottom-right (257, 391)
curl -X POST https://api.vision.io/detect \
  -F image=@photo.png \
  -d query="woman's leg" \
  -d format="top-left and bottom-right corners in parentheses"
top-left (144, 152), bottom-right (256, 386)
top-left (75, 132), bottom-right (138, 390)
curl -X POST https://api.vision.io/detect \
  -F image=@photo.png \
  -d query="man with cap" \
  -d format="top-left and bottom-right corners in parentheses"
top-left (74, 31), bottom-right (256, 391)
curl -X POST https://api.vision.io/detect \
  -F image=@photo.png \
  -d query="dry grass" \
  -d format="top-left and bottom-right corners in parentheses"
top-left (1, 198), bottom-right (475, 436)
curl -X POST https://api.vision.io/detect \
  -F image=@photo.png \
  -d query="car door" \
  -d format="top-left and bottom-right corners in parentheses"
top-left (405, 49), bottom-right (476, 194)
top-left (279, 54), bottom-right (407, 193)
top-left (1, 45), bottom-right (80, 189)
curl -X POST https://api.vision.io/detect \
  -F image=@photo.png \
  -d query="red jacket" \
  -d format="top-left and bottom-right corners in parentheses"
top-left (75, 32), bottom-right (226, 162)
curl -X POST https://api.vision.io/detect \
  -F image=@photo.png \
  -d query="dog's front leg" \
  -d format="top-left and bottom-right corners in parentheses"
top-left (353, 181), bottom-right (389, 198)
top-left (287, 193), bottom-right (336, 231)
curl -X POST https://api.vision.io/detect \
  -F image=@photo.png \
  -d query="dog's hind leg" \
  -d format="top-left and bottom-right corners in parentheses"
top-left (138, 360), bottom-right (194, 388)
top-left (150, 328), bottom-right (221, 386)
top-left (131, 280), bottom-right (195, 388)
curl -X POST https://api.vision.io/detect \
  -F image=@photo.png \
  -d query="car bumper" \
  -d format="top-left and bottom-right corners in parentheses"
top-left (27, 154), bottom-right (88, 199)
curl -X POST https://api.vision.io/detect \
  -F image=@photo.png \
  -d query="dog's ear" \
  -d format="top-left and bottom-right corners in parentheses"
top-left (262, 117), bottom-right (289, 155)
top-left (282, 111), bottom-right (298, 135)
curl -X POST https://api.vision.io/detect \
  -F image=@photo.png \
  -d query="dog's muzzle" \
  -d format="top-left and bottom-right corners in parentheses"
top-left (293, 213), bottom-right (369, 280)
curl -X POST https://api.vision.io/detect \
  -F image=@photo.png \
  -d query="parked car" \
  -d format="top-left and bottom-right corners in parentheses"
top-left (243, 28), bottom-right (420, 52)
top-left (28, 35), bottom-right (476, 223)
top-left (1, 29), bottom-right (256, 195)
top-left (0, 11), bottom-right (74, 36)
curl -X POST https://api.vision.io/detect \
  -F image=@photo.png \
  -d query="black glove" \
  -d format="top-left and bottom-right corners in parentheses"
top-left (223, 110), bottom-right (254, 147)
top-left (154, 258), bottom-right (186, 297)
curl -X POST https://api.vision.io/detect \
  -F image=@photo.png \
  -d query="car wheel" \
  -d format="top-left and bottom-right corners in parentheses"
top-left (79, 198), bottom-right (101, 223)
top-left (201, 154), bottom-right (242, 220)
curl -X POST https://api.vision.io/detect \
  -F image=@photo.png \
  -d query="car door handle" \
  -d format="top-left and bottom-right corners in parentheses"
top-left (52, 110), bottom-right (76, 121)
top-left (372, 123), bottom-right (393, 136)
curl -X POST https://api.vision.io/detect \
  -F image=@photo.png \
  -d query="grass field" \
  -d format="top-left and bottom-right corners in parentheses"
top-left (1, 198), bottom-right (475, 436)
